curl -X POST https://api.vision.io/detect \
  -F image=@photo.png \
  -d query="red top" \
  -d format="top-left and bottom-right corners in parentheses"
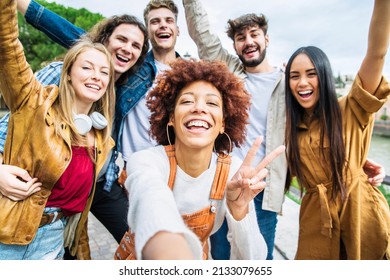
top-left (46, 146), bottom-right (94, 216)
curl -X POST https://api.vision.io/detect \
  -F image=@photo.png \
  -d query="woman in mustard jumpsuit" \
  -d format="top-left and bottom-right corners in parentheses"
top-left (284, 0), bottom-right (390, 259)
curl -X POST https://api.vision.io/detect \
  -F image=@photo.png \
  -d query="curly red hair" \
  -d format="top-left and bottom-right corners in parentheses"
top-left (147, 59), bottom-right (251, 154)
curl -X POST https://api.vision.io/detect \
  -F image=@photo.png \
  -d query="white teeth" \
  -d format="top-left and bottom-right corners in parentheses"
top-left (86, 84), bottom-right (100, 90)
top-left (187, 120), bottom-right (209, 128)
top-left (117, 54), bottom-right (130, 62)
top-left (158, 33), bottom-right (170, 38)
top-left (244, 48), bottom-right (256, 54)
top-left (298, 90), bottom-right (312, 95)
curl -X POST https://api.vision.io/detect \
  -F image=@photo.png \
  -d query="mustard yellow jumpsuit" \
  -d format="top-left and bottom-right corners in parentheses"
top-left (295, 75), bottom-right (390, 259)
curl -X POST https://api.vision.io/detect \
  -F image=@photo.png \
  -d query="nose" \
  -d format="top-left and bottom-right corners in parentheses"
top-left (244, 35), bottom-right (254, 46)
top-left (121, 42), bottom-right (133, 55)
top-left (159, 19), bottom-right (168, 28)
top-left (91, 69), bottom-right (102, 81)
top-left (192, 100), bottom-right (207, 114)
top-left (297, 75), bottom-right (309, 87)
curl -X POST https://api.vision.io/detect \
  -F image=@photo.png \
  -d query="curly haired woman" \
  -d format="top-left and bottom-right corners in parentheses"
top-left (116, 58), bottom-right (285, 260)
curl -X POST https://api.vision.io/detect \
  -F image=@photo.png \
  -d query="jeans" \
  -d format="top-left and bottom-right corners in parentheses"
top-left (0, 207), bottom-right (66, 260)
top-left (210, 191), bottom-right (278, 260)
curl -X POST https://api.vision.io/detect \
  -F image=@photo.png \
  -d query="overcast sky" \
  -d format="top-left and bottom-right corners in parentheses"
top-left (46, 0), bottom-right (389, 78)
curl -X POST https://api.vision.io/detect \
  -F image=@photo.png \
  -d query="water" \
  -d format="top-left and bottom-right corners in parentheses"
top-left (368, 134), bottom-right (390, 174)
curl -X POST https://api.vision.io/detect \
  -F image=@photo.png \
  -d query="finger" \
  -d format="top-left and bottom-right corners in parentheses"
top-left (3, 177), bottom-right (40, 198)
top-left (249, 180), bottom-right (267, 190)
top-left (6, 195), bottom-right (23, 202)
top-left (368, 176), bottom-right (382, 187)
top-left (6, 165), bottom-right (33, 182)
top-left (368, 180), bottom-right (380, 187)
top-left (6, 177), bottom-right (32, 192)
top-left (25, 179), bottom-right (42, 196)
top-left (228, 177), bottom-right (251, 193)
top-left (372, 175), bottom-right (384, 184)
top-left (250, 168), bottom-right (268, 185)
top-left (241, 136), bottom-right (263, 167)
top-left (255, 145), bottom-right (286, 173)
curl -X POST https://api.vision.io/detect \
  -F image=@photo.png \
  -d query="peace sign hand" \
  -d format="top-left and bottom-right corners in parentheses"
top-left (226, 136), bottom-right (285, 220)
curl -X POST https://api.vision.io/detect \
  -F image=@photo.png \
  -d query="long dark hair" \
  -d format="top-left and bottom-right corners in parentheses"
top-left (284, 46), bottom-right (346, 201)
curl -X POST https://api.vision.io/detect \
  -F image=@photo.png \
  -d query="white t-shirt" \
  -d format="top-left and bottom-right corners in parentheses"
top-left (121, 60), bottom-right (171, 162)
top-left (233, 68), bottom-right (282, 164)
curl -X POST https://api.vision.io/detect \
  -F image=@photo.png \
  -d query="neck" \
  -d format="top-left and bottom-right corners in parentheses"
top-left (174, 144), bottom-right (213, 178)
top-left (245, 57), bottom-right (275, 74)
top-left (74, 102), bottom-right (92, 115)
top-left (114, 72), bottom-right (122, 82)
top-left (152, 48), bottom-right (177, 65)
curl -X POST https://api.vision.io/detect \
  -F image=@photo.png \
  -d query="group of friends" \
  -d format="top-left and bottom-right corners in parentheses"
top-left (0, 0), bottom-right (389, 260)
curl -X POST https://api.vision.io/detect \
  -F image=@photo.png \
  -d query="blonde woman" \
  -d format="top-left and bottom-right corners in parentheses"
top-left (0, 0), bottom-right (115, 259)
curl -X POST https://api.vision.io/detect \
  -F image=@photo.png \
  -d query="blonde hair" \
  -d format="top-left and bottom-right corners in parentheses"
top-left (54, 38), bottom-right (115, 147)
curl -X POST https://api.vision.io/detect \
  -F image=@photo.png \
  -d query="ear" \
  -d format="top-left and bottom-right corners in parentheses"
top-left (220, 120), bottom-right (225, 134)
top-left (168, 114), bottom-right (174, 127)
top-left (233, 42), bottom-right (237, 54)
top-left (265, 33), bottom-right (269, 48)
top-left (177, 25), bottom-right (180, 37)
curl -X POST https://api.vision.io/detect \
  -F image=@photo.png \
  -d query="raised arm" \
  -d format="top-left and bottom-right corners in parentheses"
top-left (0, 61), bottom-right (63, 152)
top-left (182, 0), bottom-right (240, 71)
top-left (0, 0), bottom-right (42, 112)
top-left (17, 0), bottom-right (86, 49)
top-left (16, 0), bottom-right (29, 14)
top-left (358, 0), bottom-right (390, 93)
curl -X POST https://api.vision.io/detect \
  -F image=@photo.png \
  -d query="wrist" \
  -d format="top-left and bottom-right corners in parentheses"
top-left (227, 201), bottom-right (248, 221)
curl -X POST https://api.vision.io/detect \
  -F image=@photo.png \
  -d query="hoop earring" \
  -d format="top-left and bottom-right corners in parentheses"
top-left (166, 124), bottom-right (173, 146)
top-left (214, 132), bottom-right (232, 155)
top-left (224, 132), bottom-right (232, 154)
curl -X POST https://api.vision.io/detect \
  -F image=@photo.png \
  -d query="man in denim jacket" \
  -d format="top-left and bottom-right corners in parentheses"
top-left (0, 0), bottom-right (181, 258)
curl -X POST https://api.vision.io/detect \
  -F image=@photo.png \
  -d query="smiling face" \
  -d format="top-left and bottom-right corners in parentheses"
top-left (105, 23), bottom-right (144, 80)
top-left (233, 26), bottom-right (268, 68)
top-left (69, 48), bottom-right (110, 110)
top-left (289, 53), bottom-right (320, 114)
top-left (146, 7), bottom-right (179, 53)
top-left (169, 80), bottom-right (224, 152)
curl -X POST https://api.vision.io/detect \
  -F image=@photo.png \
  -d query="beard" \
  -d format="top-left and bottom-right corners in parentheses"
top-left (238, 47), bottom-right (267, 68)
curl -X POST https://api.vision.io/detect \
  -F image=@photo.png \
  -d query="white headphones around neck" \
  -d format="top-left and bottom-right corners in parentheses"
top-left (73, 112), bottom-right (108, 135)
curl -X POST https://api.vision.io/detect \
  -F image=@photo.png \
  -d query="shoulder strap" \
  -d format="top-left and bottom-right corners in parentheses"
top-left (163, 146), bottom-right (231, 199)
top-left (164, 145), bottom-right (176, 190)
top-left (210, 154), bottom-right (231, 200)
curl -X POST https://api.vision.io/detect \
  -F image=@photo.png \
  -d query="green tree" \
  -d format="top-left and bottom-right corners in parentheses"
top-left (18, 0), bottom-right (104, 72)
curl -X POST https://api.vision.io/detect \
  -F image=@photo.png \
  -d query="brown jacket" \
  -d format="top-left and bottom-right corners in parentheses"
top-left (0, 0), bottom-right (114, 258)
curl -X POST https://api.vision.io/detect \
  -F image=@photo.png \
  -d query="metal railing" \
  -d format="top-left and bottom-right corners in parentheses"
top-left (384, 175), bottom-right (390, 186)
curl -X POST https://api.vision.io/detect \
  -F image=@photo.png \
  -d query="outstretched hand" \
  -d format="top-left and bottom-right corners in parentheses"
top-left (0, 165), bottom-right (42, 201)
top-left (226, 136), bottom-right (285, 220)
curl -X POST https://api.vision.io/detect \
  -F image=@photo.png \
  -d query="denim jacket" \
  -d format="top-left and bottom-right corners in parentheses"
top-left (18, 0), bottom-right (164, 191)
top-left (183, 0), bottom-right (287, 212)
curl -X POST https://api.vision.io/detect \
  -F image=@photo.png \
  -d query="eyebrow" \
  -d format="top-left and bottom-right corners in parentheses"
top-left (180, 92), bottom-right (222, 99)
top-left (290, 67), bottom-right (316, 74)
top-left (84, 59), bottom-right (110, 70)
